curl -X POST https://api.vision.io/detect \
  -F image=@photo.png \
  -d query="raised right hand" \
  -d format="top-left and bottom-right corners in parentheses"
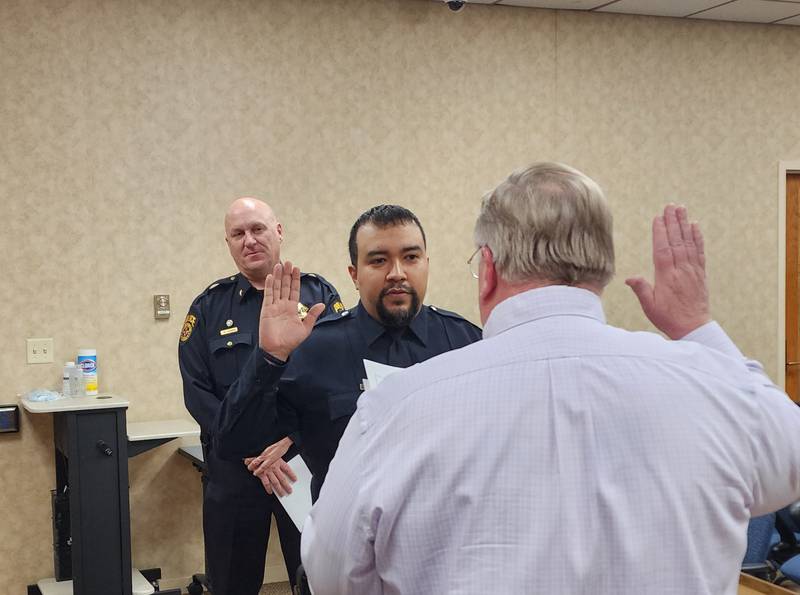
top-left (625, 204), bottom-right (711, 340)
top-left (259, 261), bottom-right (325, 361)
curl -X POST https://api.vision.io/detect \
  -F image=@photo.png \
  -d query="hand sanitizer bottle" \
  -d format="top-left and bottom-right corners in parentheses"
top-left (69, 362), bottom-right (83, 397)
top-left (62, 362), bottom-right (82, 397)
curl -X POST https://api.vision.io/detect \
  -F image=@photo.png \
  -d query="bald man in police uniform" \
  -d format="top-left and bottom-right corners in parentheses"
top-left (213, 205), bottom-right (482, 501)
top-left (179, 197), bottom-right (343, 595)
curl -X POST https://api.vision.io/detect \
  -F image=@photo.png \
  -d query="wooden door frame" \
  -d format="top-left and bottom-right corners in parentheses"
top-left (777, 161), bottom-right (800, 389)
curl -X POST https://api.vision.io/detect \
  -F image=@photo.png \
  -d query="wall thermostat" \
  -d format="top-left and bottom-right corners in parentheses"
top-left (0, 405), bottom-right (20, 433)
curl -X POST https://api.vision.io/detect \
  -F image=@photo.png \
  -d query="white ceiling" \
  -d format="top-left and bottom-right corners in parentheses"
top-left (428, 0), bottom-right (800, 26)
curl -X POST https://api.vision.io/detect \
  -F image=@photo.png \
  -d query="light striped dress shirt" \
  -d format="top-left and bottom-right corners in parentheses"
top-left (302, 286), bottom-right (800, 594)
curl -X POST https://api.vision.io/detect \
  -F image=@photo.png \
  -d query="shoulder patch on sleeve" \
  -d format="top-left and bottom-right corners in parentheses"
top-left (180, 314), bottom-right (197, 343)
top-left (300, 271), bottom-right (343, 311)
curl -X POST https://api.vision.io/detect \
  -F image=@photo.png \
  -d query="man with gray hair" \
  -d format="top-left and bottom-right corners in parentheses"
top-left (300, 162), bottom-right (800, 594)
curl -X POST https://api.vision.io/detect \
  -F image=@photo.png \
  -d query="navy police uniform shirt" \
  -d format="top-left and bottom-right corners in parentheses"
top-left (214, 301), bottom-right (482, 500)
top-left (179, 271), bottom-right (343, 496)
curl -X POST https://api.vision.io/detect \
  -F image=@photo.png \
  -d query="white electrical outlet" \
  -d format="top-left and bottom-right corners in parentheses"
top-left (27, 338), bottom-right (54, 364)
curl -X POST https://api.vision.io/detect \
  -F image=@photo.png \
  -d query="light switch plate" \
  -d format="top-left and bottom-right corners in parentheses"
top-left (26, 338), bottom-right (54, 364)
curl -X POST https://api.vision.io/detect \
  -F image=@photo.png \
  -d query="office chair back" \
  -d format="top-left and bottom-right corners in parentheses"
top-left (742, 513), bottom-right (777, 581)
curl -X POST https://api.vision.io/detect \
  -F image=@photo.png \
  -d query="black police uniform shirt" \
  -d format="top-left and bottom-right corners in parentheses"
top-left (179, 271), bottom-right (343, 497)
top-left (214, 301), bottom-right (482, 499)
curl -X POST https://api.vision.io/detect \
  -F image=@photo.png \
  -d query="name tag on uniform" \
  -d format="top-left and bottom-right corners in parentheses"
top-left (220, 327), bottom-right (239, 336)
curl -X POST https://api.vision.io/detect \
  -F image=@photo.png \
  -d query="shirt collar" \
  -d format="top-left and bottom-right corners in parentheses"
top-left (482, 286), bottom-right (606, 339)
top-left (355, 302), bottom-right (429, 347)
top-left (235, 273), bottom-right (259, 302)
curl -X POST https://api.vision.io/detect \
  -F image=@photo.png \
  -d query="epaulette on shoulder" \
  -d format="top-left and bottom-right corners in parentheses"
top-left (314, 308), bottom-right (353, 327)
top-left (301, 271), bottom-right (337, 292)
top-left (429, 305), bottom-right (472, 323)
top-left (203, 274), bottom-right (238, 295)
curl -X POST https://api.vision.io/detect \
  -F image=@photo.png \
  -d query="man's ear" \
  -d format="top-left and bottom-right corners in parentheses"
top-left (348, 264), bottom-right (359, 290)
top-left (276, 222), bottom-right (283, 242)
top-left (479, 246), bottom-right (497, 301)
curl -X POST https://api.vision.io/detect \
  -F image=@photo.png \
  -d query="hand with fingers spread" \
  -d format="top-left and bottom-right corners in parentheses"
top-left (253, 458), bottom-right (298, 497)
top-left (259, 261), bottom-right (326, 361)
top-left (625, 204), bottom-right (711, 339)
top-left (244, 436), bottom-right (293, 476)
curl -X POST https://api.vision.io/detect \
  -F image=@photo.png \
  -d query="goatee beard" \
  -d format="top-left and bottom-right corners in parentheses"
top-left (376, 285), bottom-right (420, 328)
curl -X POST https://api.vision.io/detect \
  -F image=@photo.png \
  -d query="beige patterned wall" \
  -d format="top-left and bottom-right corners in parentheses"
top-left (1, 0), bottom-right (798, 590)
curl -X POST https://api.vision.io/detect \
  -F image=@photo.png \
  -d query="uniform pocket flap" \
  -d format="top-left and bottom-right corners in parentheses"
top-left (209, 332), bottom-right (253, 353)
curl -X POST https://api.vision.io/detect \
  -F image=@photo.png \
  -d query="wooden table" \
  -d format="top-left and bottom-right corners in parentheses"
top-left (740, 573), bottom-right (797, 594)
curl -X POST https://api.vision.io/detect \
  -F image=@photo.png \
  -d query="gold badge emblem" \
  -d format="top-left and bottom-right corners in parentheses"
top-left (298, 302), bottom-right (309, 320)
top-left (180, 314), bottom-right (197, 343)
top-left (332, 301), bottom-right (345, 313)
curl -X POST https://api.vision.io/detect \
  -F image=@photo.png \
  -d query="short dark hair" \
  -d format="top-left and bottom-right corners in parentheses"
top-left (348, 205), bottom-right (427, 265)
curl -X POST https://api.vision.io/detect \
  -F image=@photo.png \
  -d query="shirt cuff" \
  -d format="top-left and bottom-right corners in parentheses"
top-left (253, 347), bottom-right (288, 387)
top-left (680, 321), bottom-right (745, 359)
top-left (262, 349), bottom-right (288, 367)
top-left (288, 430), bottom-right (303, 450)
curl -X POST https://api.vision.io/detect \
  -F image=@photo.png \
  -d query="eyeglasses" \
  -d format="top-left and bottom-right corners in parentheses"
top-left (467, 246), bottom-right (482, 279)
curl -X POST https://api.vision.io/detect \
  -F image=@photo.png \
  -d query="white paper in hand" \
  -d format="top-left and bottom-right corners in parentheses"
top-left (277, 455), bottom-right (314, 531)
top-left (363, 359), bottom-right (403, 390)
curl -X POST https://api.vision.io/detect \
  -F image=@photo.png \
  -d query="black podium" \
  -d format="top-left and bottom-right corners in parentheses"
top-left (23, 395), bottom-right (199, 595)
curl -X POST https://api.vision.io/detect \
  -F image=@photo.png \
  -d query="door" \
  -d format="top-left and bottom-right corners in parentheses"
top-left (785, 173), bottom-right (800, 402)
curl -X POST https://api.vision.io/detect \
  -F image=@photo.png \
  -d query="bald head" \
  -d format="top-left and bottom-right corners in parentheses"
top-left (224, 197), bottom-right (276, 231)
top-left (224, 197), bottom-right (283, 289)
